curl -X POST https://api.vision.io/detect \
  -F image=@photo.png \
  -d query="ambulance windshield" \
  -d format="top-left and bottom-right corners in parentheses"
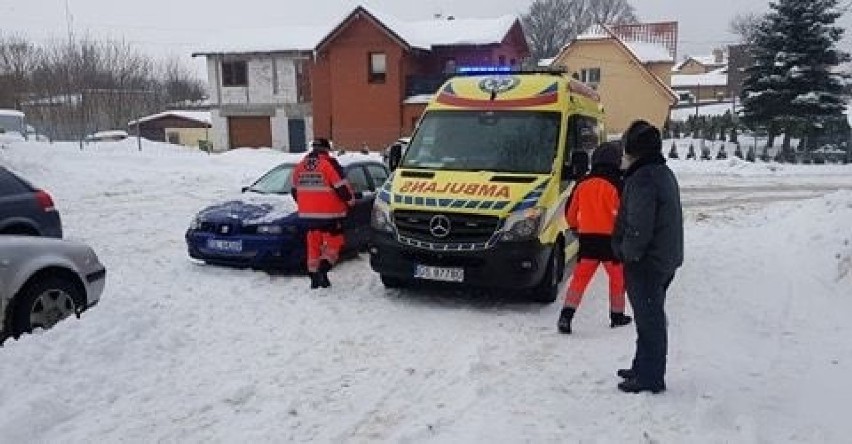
top-left (401, 110), bottom-right (561, 174)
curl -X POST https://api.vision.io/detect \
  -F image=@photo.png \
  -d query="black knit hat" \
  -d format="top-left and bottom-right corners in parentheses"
top-left (311, 138), bottom-right (332, 150)
top-left (591, 141), bottom-right (623, 167)
top-left (623, 120), bottom-right (662, 157)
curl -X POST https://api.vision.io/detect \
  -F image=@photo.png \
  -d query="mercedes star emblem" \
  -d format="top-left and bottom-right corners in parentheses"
top-left (429, 215), bottom-right (451, 239)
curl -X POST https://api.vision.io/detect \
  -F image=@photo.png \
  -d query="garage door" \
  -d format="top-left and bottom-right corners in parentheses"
top-left (228, 117), bottom-right (272, 149)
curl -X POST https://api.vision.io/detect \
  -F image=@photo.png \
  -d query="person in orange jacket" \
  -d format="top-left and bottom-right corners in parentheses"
top-left (558, 141), bottom-right (633, 334)
top-left (292, 138), bottom-right (354, 289)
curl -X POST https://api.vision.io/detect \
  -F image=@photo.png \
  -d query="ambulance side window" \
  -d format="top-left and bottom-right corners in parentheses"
top-left (562, 115), bottom-right (598, 187)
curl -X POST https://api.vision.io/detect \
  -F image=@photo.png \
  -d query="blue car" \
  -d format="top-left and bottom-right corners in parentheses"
top-left (186, 154), bottom-right (389, 269)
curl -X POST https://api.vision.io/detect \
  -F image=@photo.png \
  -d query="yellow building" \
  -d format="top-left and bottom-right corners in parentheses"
top-left (550, 23), bottom-right (678, 138)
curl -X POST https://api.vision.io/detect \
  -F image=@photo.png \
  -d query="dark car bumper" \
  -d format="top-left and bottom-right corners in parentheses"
top-left (185, 231), bottom-right (306, 269)
top-left (369, 231), bottom-right (553, 289)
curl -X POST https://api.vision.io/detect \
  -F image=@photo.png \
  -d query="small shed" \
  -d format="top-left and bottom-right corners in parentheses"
top-left (128, 111), bottom-right (212, 147)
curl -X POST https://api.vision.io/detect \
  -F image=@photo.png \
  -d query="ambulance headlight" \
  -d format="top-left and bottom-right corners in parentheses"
top-left (371, 201), bottom-right (394, 233)
top-left (500, 207), bottom-right (543, 242)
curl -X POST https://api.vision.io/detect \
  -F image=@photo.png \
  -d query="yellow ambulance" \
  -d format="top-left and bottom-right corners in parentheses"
top-left (369, 69), bottom-right (605, 302)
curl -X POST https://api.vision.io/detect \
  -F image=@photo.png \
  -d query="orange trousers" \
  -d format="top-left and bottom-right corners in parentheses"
top-left (306, 229), bottom-right (344, 273)
top-left (565, 259), bottom-right (626, 313)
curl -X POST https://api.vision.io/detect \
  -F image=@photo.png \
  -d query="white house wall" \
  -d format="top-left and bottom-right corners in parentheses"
top-left (206, 54), bottom-right (311, 152)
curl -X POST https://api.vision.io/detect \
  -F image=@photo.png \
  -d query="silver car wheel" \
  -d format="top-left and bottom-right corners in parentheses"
top-left (29, 289), bottom-right (77, 329)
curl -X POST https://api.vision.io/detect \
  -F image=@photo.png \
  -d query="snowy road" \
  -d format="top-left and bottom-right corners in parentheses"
top-left (682, 183), bottom-right (852, 208)
top-left (1, 140), bottom-right (851, 443)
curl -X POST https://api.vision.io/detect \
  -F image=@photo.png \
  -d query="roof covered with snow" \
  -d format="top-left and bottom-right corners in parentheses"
top-left (623, 41), bottom-right (675, 64)
top-left (318, 6), bottom-right (520, 52)
top-left (192, 26), bottom-right (327, 55)
top-left (538, 57), bottom-right (555, 67)
top-left (128, 111), bottom-right (212, 127)
top-left (675, 54), bottom-right (728, 71)
top-left (672, 68), bottom-right (729, 87)
top-left (196, 6), bottom-right (521, 56)
top-left (575, 24), bottom-right (675, 63)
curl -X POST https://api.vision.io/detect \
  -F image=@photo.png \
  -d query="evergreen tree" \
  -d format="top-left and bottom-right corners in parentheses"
top-left (741, 0), bottom-right (850, 155)
top-left (734, 142), bottom-right (744, 159)
top-left (716, 144), bottom-right (728, 160)
top-left (687, 143), bottom-right (697, 160)
top-left (668, 141), bottom-right (679, 159)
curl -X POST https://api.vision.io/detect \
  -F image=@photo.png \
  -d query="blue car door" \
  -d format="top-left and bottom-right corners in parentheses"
top-left (343, 165), bottom-right (373, 250)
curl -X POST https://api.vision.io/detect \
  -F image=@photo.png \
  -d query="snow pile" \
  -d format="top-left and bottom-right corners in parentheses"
top-left (1, 140), bottom-right (852, 441)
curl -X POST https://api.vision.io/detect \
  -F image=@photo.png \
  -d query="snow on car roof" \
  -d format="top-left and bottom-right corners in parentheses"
top-left (0, 109), bottom-right (25, 118)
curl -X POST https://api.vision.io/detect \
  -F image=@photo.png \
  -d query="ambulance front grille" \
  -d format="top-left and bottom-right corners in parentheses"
top-left (393, 210), bottom-right (500, 248)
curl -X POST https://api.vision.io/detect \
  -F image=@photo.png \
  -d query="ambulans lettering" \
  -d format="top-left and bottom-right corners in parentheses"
top-left (400, 181), bottom-right (510, 198)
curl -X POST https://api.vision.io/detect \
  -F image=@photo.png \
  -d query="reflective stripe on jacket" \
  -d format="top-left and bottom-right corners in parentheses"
top-left (292, 151), bottom-right (352, 220)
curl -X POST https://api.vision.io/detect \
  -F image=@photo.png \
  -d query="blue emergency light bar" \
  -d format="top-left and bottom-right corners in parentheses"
top-left (456, 66), bottom-right (514, 74)
top-left (454, 66), bottom-right (567, 76)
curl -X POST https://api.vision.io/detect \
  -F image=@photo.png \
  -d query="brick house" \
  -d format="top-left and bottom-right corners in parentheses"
top-left (311, 6), bottom-right (529, 150)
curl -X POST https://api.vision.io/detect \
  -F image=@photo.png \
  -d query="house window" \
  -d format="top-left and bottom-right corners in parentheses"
top-left (369, 52), bottom-right (387, 84)
top-left (580, 68), bottom-right (601, 87)
top-left (498, 55), bottom-right (506, 65)
top-left (222, 61), bottom-right (248, 87)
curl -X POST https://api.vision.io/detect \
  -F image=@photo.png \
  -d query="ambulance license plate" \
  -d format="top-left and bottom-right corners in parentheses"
top-left (414, 265), bottom-right (464, 282)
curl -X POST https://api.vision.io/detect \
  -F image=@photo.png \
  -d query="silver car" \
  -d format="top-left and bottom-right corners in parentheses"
top-left (0, 236), bottom-right (106, 339)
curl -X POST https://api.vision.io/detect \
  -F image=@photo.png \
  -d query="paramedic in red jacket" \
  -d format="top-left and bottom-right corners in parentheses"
top-left (292, 138), bottom-right (354, 289)
top-left (558, 142), bottom-right (633, 334)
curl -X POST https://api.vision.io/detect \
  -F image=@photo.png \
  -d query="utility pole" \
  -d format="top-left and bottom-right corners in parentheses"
top-left (65, 0), bottom-right (74, 46)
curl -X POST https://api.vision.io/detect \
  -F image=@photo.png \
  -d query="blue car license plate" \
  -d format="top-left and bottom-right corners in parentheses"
top-left (207, 239), bottom-right (243, 253)
top-left (414, 265), bottom-right (464, 283)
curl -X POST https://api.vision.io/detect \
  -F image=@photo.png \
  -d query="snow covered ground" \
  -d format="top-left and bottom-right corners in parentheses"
top-left (1, 140), bottom-right (852, 442)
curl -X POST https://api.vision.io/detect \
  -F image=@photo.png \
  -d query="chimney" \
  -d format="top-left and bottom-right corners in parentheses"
top-left (713, 48), bottom-right (724, 64)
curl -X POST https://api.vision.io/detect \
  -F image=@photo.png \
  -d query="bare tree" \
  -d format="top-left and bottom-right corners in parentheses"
top-left (4, 34), bottom-right (206, 140)
top-left (729, 12), bottom-right (764, 45)
top-left (160, 56), bottom-right (207, 104)
top-left (586, 0), bottom-right (638, 24)
top-left (0, 34), bottom-right (43, 108)
top-left (522, 0), bottom-right (638, 62)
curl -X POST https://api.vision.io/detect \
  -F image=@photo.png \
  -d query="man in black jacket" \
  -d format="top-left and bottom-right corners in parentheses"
top-left (612, 120), bottom-right (684, 394)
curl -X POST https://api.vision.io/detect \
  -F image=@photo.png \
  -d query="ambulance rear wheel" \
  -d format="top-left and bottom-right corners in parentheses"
top-left (380, 275), bottom-right (408, 289)
top-left (531, 242), bottom-right (564, 304)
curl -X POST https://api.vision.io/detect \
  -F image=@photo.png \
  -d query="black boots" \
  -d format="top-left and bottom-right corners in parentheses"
top-left (559, 308), bottom-right (632, 334)
top-left (318, 260), bottom-right (332, 288)
top-left (557, 307), bottom-right (575, 334)
top-left (309, 272), bottom-right (322, 289)
top-left (310, 260), bottom-right (333, 289)
top-left (610, 312), bottom-right (633, 328)
top-left (617, 378), bottom-right (666, 394)
top-left (617, 368), bottom-right (637, 379)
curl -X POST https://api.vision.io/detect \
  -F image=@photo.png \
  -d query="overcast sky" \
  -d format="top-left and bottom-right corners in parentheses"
top-left (1, 0), bottom-right (850, 76)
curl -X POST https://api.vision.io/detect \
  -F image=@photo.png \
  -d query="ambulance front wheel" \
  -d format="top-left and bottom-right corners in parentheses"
top-left (380, 274), bottom-right (409, 289)
top-left (530, 241), bottom-right (565, 304)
